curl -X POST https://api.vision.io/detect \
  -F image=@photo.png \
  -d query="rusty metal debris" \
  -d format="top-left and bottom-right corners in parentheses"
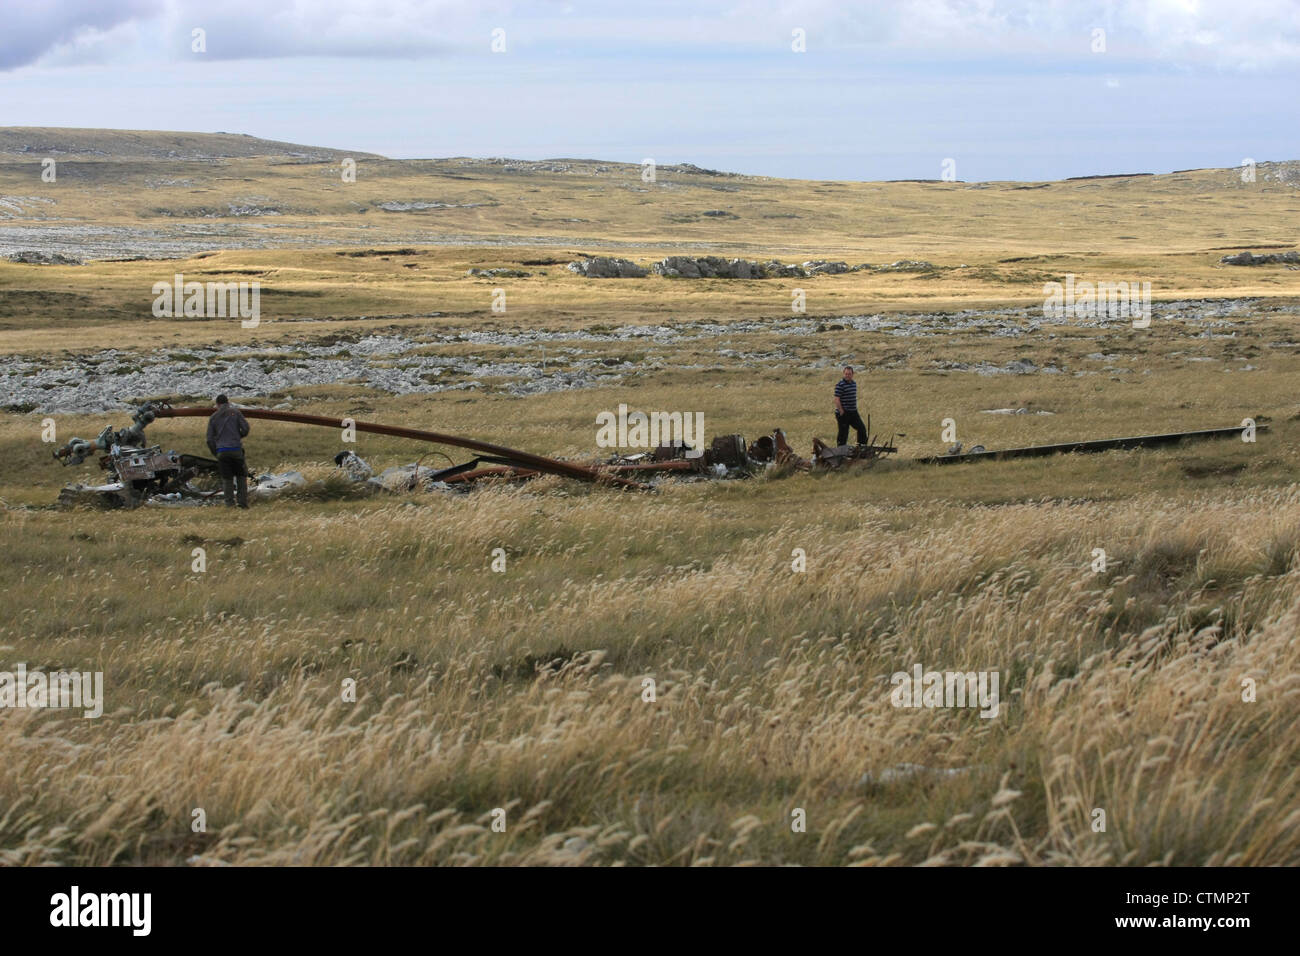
top-left (54, 406), bottom-right (225, 508)
top-left (747, 428), bottom-right (803, 466)
top-left (811, 437), bottom-right (899, 469)
top-left (150, 405), bottom-right (650, 490)
top-left (596, 426), bottom-right (898, 478)
top-left (53, 400), bottom-right (1257, 509)
top-left (804, 415), bottom-right (898, 470)
top-left (53, 404), bottom-right (160, 466)
top-left (53, 402), bottom-right (649, 506)
top-left (50, 402), bottom-right (907, 506)
top-left (56, 446), bottom-right (221, 509)
top-left (707, 435), bottom-right (749, 468)
top-left (914, 423), bottom-right (1265, 465)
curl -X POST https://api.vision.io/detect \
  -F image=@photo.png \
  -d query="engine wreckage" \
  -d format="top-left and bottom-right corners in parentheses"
top-left (51, 401), bottom-right (1260, 509)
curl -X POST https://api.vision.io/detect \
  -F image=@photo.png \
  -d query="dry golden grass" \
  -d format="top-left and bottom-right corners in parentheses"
top-left (1, 486), bottom-right (1297, 865)
top-left (3, 150), bottom-right (1300, 354)
top-left (2, 133), bottom-right (1298, 866)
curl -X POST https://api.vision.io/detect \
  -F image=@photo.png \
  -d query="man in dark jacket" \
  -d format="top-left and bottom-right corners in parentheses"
top-left (206, 395), bottom-right (251, 508)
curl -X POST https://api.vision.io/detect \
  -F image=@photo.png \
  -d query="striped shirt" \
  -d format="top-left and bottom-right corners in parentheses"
top-left (834, 377), bottom-right (858, 413)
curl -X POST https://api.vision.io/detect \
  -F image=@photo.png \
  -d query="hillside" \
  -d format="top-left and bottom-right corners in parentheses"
top-left (0, 128), bottom-right (1297, 274)
top-left (0, 127), bottom-right (383, 163)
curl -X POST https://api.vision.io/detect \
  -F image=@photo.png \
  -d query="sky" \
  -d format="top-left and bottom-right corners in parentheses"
top-left (1, 0), bottom-right (1298, 181)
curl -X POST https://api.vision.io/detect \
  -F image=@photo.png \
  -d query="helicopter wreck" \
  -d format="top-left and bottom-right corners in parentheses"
top-left (50, 401), bottom-right (1259, 510)
top-left (50, 402), bottom-right (900, 508)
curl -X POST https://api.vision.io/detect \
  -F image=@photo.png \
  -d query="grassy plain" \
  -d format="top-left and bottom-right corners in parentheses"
top-left (0, 132), bottom-right (1297, 864)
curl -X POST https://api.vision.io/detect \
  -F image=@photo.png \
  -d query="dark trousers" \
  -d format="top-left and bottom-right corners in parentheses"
top-left (836, 410), bottom-right (868, 446)
top-left (217, 450), bottom-right (249, 508)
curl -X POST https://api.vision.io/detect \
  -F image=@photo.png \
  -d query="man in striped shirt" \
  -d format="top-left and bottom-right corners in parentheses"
top-left (833, 366), bottom-right (868, 446)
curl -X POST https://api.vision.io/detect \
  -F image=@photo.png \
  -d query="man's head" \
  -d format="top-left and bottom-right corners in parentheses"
top-left (842, 366), bottom-right (855, 381)
top-left (215, 394), bottom-right (229, 406)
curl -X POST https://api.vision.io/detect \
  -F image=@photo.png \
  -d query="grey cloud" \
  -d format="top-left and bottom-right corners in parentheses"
top-left (3, 0), bottom-right (1299, 71)
top-left (0, 0), bottom-right (161, 69)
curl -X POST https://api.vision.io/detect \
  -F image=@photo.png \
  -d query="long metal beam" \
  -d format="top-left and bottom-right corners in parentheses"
top-left (915, 424), bottom-right (1267, 465)
top-left (151, 405), bottom-right (649, 490)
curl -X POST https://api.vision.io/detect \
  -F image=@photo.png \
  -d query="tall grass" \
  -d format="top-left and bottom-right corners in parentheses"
top-left (2, 485), bottom-right (1297, 865)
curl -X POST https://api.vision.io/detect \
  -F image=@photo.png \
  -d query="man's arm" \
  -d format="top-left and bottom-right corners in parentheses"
top-left (833, 383), bottom-right (844, 414)
top-left (236, 411), bottom-right (250, 438)
top-left (206, 416), bottom-right (218, 455)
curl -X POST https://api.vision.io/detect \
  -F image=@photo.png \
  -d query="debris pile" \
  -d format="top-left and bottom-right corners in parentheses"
top-left (50, 401), bottom-right (1264, 509)
top-left (56, 443), bottom-right (308, 510)
top-left (50, 402), bottom-right (899, 507)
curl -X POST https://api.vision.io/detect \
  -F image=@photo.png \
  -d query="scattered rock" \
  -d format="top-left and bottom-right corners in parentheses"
top-left (760, 260), bottom-right (805, 278)
top-left (1220, 250), bottom-right (1300, 266)
top-left (225, 203), bottom-right (282, 217)
top-left (666, 162), bottom-right (727, 177)
top-left (802, 260), bottom-right (850, 275)
top-left (467, 267), bottom-right (531, 278)
top-left (875, 259), bottom-right (936, 272)
top-left (470, 159), bottom-right (575, 174)
top-left (654, 255), bottom-right (735, 278)
top-left (378, 200), bottom-right (491, 212)
top-left (0, 195), bottom-right (56, 219)
top-left (566, 257), bottom-right (648, 278)
top-left (642, 257), bottom-right (923, 278)
top-left (11, 299), bottom-right (1280, 414)
top-left (6, 250), bottom-right (84, 265)
top-left (652, 256), bottom-right (835, 279)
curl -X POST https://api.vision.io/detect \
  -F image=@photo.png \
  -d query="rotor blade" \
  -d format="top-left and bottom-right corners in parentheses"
top-left (152, 405), bottom-right (649, 490)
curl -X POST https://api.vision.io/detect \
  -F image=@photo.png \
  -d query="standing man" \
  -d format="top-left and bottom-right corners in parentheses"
top-left (206, 394), bottom-right (251, 509)
top-left (833, 366), bottom-right (868, 446)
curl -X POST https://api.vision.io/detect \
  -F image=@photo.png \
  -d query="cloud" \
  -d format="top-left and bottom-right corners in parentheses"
top-left (3, 0), bottom-right (1298, 71)
top-left (0, 0), bottom-right (161, 70)
top-left (158, 0), bottom-right (481, 60)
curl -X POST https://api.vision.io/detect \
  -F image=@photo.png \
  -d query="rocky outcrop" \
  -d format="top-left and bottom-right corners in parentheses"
top-left (378, 200), bottom-right (492, 212)
top-left (1220, 250), bottom-right (1300, 266)
top-left (6, 250), bottom-right (84, 265)
top-left (561, 255), bottom-right (927, 280)
top-left (566, 257), bottom-right (648, 278)
top-left (874, 259), bottom-right (936, 272)
top-left (467, 267), bottom-right (531, 278)
top-left (656, 256), bottom-right (764, 278)
top-left (665, 162), bottom-right (727, 177)
top-left (654, 256), bottom-right (737, 278)
top-left (802, 260), bottom-right (850, 275)
top-left (759, 260), bottom-right (805, 278)
top-left (652, 257), bottom-right (850, 278)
